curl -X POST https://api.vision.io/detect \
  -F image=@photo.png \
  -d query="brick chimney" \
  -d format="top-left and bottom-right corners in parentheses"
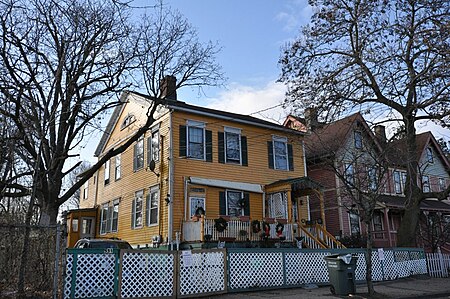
top-left (374, 125), bottom-right (386, 144)
top-left (160, 75), bottom-right (177, 100)
top-left (305, 107), bottom-right (319, 130)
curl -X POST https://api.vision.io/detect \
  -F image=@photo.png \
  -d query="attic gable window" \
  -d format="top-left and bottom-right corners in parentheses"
top-left (121, 113), bottom-right (136, 130)
top-left (354, 131), bottom-right (362, 149)
top-left (426, 147), bottom-right (434, 163)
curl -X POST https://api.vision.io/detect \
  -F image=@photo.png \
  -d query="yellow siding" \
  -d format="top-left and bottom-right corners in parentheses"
top-left (79, 94), bottom-right (307, 246)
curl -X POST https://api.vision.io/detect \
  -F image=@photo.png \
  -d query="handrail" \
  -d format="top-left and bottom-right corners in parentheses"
top-left (314, 224), bottom-right (346, 249)
top-left (298, 225), bottom-right (326, 249)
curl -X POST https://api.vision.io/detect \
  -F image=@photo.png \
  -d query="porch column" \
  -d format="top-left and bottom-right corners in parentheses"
top-left (319, 191), bottom-right (326, 228)
top-left (384, 207), bottom-right (392, 247)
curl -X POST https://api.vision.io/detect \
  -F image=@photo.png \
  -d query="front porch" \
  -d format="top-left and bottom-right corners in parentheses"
top-left (182, 216), bottom-right (345, 249)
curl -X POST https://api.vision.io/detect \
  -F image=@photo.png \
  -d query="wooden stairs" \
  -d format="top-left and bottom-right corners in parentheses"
top-left (298, 224), bottom-right (345, 249)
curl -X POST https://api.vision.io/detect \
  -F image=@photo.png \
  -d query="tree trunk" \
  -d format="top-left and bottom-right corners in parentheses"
top-left (397, 203), bottom-right (421, 247)
top-left (365, 222), bottom-right (375, 296)
top-left (39, 201), bottom-right (60, 226)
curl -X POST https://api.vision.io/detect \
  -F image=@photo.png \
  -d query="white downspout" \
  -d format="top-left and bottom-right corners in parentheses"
top-left (168, 112), bottom-right (174, 248)
top-left (302, 140), bottom-right (311, 220)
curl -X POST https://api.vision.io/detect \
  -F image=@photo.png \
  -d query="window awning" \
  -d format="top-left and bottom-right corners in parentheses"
top-left (188, 177), bottom-right (263, 193)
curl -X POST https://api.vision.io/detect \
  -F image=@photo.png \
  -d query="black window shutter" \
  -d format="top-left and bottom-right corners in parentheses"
top-left (243, 193), bottom-right (250, 216)
top-left (179, 125), bottom-right (187, 157)
top-left (219, 191), bottom-right (226, 215)
top-left (218, 132), bottom-right (225, 163)
top-left (288, 144), bottom-right (294, 171)
top-left (147, 137), bottom-right (152, 166)
top-left (145, 194), bottom-right (150, 226)
top-left (206, 130), bottom-right (213, 162)
top-left (241, 136), bottom-right (248, 166)
top-left (267, 141), bottom-right (274, 169)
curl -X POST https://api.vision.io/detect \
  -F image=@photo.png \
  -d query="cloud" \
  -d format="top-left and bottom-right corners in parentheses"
top-left (275, 0), bottom-right (312, 33)
top-left (205, 81), bottom-right (289, 124)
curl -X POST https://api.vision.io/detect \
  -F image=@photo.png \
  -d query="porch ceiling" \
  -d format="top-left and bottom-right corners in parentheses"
top-left (265, 176), bottom-right (323, 195)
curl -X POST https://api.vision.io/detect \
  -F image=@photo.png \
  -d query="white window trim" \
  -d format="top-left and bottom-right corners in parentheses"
top-left (147, 186), bottom-right (159, 227)
top-left (272, 135), bottom-right (289, 171)
top-left (226, 190), bottom-right (244, 217)
top-left (134, 137), bottom-right (145, 171)
top-left (149, 127), bottom-right (160, 163)
top-left (83, 180), bottom-right (89, 200)
top-left (115, 155), bottom-right (121, 180)
top-left (348, 211), bottom-right (361, 235)
top-left (111, 199), bottom-right (119, 232)
top-left (100, 203), bottom-right (108, 235)
top-left (186, 120), bottom-right (206, 160)
top-left (224, 126), bottom-right (242, 164)
top-left (104, 160), bottom-right (110, 185)
top-left (133, 190), bottom-right (144, 229)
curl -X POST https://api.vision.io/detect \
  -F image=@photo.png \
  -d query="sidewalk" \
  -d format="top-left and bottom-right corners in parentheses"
top-left (213, 276), bottom-right (450, 299)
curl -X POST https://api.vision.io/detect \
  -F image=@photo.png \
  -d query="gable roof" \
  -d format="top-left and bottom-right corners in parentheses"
top-left (387, 131), bottom-right (450, 170)
top-left (303, 113), bottom-right (382, 160)
top-left (94, 91), bottom-right (305, 157)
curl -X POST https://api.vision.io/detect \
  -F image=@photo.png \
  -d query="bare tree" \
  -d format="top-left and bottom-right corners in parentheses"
top-left (418, 212), bottom-right (450, 253)
top-left (279, 0), bottom-right (450, 247)
top-left (0, 0), bottom-right (224, 226)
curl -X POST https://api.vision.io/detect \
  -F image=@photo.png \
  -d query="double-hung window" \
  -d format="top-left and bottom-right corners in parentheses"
top-left (133, 137), bottom-right (144, 171)
top-left (146, 186), bottom-right (159, 226)
top-left (227, 190), bottom-right (243, 217)
top-left (439, 178), bottom-right (446, 191)
top-left (349, 211), bottom-right (361, 235)
top-left (100, 200), bottom-right (120, 234)
top-left (83, 180), bottom-right (89, 200)
top-left (273, 136), bottom-right (288, 170)
top-left (393, 171), bottom-right (402, 194)
top-left (225, 127), bottom-right (241, 164)
top-left (148, 126), bottom-right (160, 164)
top-left (115, 155), bottom-right (121, 180)
top-left (373, 211), bottom-right (384, 239)
top-left (354, 131), bottom-right (362, 149)
top-left (100, 203), bottom-right (109, 234)
top-left (187, 121), bottom-right (205, 159)
top-left (104, 160), bottom-right (110, 185)
top-left (368, 166), bottom-right (377, 191)
top-left (422, 176), bottom-right (431, 192)
top-left (344, 163), bottom-right (354, 185)
top-left (132, 190), bottom-right (144, 229)
top-left (426, 147), bottom-right (434, 163)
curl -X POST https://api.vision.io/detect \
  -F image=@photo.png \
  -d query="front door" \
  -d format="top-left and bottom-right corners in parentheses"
top-left (80, 217), bottom-right (95, 239)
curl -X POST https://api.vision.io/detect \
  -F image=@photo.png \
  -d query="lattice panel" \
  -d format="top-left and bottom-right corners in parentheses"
top-left (285, 251), bottom-right (331, 284)
top-left (120, 251), bottom-right (175, 298)
top-left (63, 254), bottom-right (73, 299)
top-left (228, 251), bottom-right (284, 289)
top-left (179, 250), bottom-right (226, 296)
top-left (64, 253), bottom-right (116, 298)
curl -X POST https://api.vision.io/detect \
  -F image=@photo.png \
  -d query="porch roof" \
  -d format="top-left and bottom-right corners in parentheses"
top-left (378, 195), bottom-right (450, 212)
top-left (266, 176), bottom-right (324, 192)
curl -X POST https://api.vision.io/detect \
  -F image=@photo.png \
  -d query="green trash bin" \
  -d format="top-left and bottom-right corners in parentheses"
top-left (324, 254), bottom-right (358, 295)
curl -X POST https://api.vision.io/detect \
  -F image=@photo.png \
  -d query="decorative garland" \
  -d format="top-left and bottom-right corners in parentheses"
top-left (276, 222), bottom-right (284, 237)
top-left (214, 217), bottom-right (228, 232)
top-left (262, 221), bottom-right (270, 237)
top-left (251, 220), bottom-right (261, 233)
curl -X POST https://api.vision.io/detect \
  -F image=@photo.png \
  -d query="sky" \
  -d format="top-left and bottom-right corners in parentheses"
top-left (79, 0), bottom-right (449, 162)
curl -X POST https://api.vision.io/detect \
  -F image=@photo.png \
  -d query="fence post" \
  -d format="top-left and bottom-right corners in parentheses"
top-left (53, 224), bottom-right (61, 299)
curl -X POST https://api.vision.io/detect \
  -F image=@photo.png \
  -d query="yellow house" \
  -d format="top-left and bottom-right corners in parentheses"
top-left (68, 76), bottom-right (341, 250)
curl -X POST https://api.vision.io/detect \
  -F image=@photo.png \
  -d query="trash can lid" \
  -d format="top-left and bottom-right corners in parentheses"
top-left (338, 254), bottom-right (352, 264)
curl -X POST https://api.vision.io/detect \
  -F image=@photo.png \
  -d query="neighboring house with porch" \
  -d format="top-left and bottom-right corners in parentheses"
top-left (66, 77), bottom-right (343, 250)
top-left (284, 111), bottom-right (450, 252)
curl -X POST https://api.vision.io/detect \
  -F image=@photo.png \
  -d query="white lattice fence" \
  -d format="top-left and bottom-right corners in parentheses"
top-left (427, 252), bottom-right (450, 278)
top-left (178, 249), bottom-right (227, 297)
top-left (120, 250), bottom-right (175, 298)
top-left (64, 250), bottom-right (118, 299)
top-left (228, 250), bottom-right (284, 289)
top-left (285, 251), bottom-right (331, 284)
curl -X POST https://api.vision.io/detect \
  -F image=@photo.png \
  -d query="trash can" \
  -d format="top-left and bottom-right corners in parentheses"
top-left (324, 254), bottom-right (358, 295)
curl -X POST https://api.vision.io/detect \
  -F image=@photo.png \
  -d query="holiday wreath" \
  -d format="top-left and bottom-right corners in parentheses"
top-left (275, 222), bottom-right (284, 237)
top-left (251, 220), bottom-right (261, 233)
top-left (214, 217), bottom-right (228, 232)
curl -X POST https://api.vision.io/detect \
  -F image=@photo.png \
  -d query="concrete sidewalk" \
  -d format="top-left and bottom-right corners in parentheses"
top-left (213, 276), bottom-right (450, 299)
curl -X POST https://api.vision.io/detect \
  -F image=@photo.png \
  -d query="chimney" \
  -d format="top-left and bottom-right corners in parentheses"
top-left (304, 107), bottom-right (318, 130)
top-left (374, 125), bottom-right (386, 144)
top-left (160, 75), bottom-right (177, 100)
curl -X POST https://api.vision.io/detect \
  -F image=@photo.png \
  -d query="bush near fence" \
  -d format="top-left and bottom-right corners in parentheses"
top-left (64, 247), bottom-right (427, 299)
top-left (0, 224), bottom-right (65, 298)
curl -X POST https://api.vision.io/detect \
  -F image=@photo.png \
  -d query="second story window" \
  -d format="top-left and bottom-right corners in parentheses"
top-left (132, 190), bottom-right (144, 229)
top-left (393, 171), bottom-right (402, 194)
top-left (426, 147), bottom-right (434, 163)
top-left (179, 121), bottom-right (212, 162)
top-left (218, 127), bottom-right (248, 165)
top-left (268, 136), bottom-right (294, 171)
top-left (354, 131), bottom-right (362, 149)
top-left (115, 155), bottom-right (121, 180)
top-left (133, 137), bottom-right (144, 171)
top-left (147, 128), bottom-right (160, 163)
top-left (422, 175), bottom-right (431, 192)
top-left (104, 160), bottom-right (110, 185)
top-left (367, 166), bottom-right (377, 191)
top-left (146, 186), bottom-right (159, 226)
top-left (344, 163), bottom-right (354, 185)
